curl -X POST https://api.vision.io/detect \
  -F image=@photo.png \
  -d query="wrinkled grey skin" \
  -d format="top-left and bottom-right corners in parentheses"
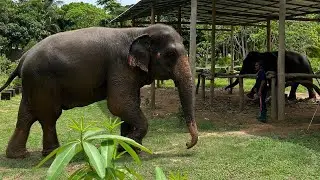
top-left (0, 24), bottom-right (198, 158)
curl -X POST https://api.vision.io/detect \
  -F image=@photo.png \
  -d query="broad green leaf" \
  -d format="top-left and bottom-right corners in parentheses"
top-left (69, 119), bottom-right (81, 130)
top-left (46, 142), bottom-right (81, 180)
top-left (100, 140), bottom-right (115, 168)
top-left (83, 141), bottom-right (106, 178)
top-left (86, 135), bottom-right (152, 154)
top-left (68, 165), bottom-right (91, 180)
top-left (118, 141), bottom-right (141, 165)
top-left (80, 117), bottom-right (84, 131)
top-left (69, 125), bottom-right (81, 131)
top-left (106, 168), bottom-right (118, 180)
top-left (82, 129), bottom-right (105, 140)
top-left (155, 167), bottom-right (167, 180)
top-left (35, 140), bottom-right (80, 168)
top-left (114, 168), bottom-right (127, 180)
top-left (121, 166), bottom-right (144, 180)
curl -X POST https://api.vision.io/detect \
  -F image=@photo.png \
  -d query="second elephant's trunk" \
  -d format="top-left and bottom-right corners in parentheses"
top-left (173, 56), bottom-right (198, 149)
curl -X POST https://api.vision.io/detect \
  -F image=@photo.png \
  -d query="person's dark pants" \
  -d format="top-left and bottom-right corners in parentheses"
top-left (260, 90), bottom-right (267, 113)
top-left (258, 90), bottom-right (268, 122)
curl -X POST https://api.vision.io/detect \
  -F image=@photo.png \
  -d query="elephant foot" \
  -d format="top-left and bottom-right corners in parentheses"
top-left (287, 95), bottom-right (297, 101)
top-left (246, 93), bottom-right (255, 99)
top-left (308, 93), bottom-right (316, 100)
top-left (42, 145), bottom-right (59, 157)
top-left (117, 144), bottom-right (142, 155)
top-left (6, 148), bottom-right (30, 159)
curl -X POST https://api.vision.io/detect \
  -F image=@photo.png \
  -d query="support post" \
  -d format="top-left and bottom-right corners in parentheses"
top-left (277, 0), bottom-right (286, 121)
top-left (267, 19), bottom-right (272, 51)
top-left (156, 14), bottom-right (161, 88)
top-left (150, 4), bottom-right (156, 110)
top-left (210, 0), bottom-right (217, 105)
top-left (132, 18), bottom-right (136, 27)
top-left (239, 77), bottom-right (244, 110)
top-left (271, 73), bottom-right (277, 121)
top-left (229, 25), bottom-right (234, 94)
top-left (201, 75), bottom-right (206, 99)
top-left (189, 0), bottom-right (197, 107)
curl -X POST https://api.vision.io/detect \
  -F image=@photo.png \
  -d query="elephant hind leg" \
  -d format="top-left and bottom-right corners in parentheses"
top-left (36, 104), bottom-right (62, 157)
top-left (6, 98), bottom-right (37, 158)
top-left (299, 81), bottom-right (319, 99)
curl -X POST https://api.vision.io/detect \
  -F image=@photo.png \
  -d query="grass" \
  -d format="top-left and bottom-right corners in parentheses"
top-left (162, 78), bottom-right (312, 94)
top-left (1, 94), bottom-right (320, 179)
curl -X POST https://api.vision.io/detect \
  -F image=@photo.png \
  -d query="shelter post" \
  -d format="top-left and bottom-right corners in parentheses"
top-left (267, 19), bottom-right (272, 51)
top-left (150, 4), bottom-right (156, 110)
top-left (189, 0), bottom-right (197, 107)
top-left (229, 25), bottom-right (234, 94)
top-left (239, 77), bottom-right (244, 110)
top-left (132, 18), bottom-right (136, 27)
top-left (156, 14), bottom-right (162, 88)
top-left (270, 72), bottom-right (278, 121)
top-left (210, 0), bottom-right (217, 105)
top-left (277, 0), bottom-right (286, 121)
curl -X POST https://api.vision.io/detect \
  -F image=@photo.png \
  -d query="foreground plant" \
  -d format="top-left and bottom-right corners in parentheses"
top-left (35, 117), bottom-right (152, 180)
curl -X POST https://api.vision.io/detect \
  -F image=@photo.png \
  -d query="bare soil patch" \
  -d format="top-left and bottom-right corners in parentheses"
top-left (140, 87), bottom-right (320, 137)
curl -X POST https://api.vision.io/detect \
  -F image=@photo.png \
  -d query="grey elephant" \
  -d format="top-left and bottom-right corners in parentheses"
top-left (0, 24), bottom-right (198, 158)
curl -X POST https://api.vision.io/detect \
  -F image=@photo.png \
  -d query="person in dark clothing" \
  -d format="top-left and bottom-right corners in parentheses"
top-left (253, 61), bottom-right (268, 122)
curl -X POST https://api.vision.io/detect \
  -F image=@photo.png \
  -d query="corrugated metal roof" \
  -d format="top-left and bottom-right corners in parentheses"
top-left (110, 0), bottom-right (320, 25)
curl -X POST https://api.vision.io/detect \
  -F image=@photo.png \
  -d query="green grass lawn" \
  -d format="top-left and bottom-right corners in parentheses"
top-left (162, 78), bottom-right (311, 93)
top-left (1, 95), bottom-right (320, 179)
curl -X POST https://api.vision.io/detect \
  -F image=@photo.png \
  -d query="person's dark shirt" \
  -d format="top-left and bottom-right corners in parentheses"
top-left (254, 69), bottom-right (267, 92)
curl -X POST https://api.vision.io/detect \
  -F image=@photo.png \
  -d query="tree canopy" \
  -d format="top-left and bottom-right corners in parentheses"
top-left (0, 0), bottom-right (320, 72)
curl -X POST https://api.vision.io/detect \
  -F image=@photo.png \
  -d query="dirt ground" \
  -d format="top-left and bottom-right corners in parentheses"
top-left (140, 86), bottom-right (320, 137)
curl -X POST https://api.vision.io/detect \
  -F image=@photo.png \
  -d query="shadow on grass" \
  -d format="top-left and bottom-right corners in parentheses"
top-left (0, 151), bottom-right (45, 169)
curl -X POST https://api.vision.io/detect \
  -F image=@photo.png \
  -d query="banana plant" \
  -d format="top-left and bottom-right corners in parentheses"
top-left (35, 117), bottom-right (152, 180)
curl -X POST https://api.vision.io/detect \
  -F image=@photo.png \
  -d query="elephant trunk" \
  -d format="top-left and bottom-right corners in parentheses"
top-left (173, 56), bottom-right (198, 149)
top-left (225, 68), bottom-right (245, 89)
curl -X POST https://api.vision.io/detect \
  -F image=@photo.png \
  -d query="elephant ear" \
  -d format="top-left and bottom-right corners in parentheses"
top-left (128, 34), bottom-right (151, 72)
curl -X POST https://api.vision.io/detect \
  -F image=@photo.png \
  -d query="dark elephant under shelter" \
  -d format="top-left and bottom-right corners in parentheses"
top-left (0, 24), bottom-right (198, 158)
top-left (225, 51), bottom-right (320, 100)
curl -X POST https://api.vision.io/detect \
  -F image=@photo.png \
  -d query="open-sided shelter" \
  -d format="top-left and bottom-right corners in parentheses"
top-left (110, 0), bottom-right (320, 121)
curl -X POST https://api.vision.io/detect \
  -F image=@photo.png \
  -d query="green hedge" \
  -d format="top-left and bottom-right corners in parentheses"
top-left (0, 55), bottom-right (21, 88)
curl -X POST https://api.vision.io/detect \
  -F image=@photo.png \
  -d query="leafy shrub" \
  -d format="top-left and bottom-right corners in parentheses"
top-left (216, 56), bottom-right (231, 67)
top-left (309, 58), bottom-right (320, 74)
top-left (0, 55), bottom-right (11, 75)
top-left (36, 116), bottom-right (188, 180)
top-left (0, 55), bottom-right (21, 88)
top-left (305, 45), bottom-right (320, 58)
top-left (36, 116), bottom-right (152, 179)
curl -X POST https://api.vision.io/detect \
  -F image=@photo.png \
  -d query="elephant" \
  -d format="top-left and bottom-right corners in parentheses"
top-left (225, 51), bottom-right (320, 100)
top-left (0, 24), bottom-right (198, 158)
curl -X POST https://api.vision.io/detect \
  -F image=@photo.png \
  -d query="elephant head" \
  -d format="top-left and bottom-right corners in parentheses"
top-left (127, 24), bottom-right (198, 149)
top-left (225, 51), bottom-right (263, 90)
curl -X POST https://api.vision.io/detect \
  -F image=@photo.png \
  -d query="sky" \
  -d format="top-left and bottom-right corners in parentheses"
top-left (61, 0), bottom-right (139, 6)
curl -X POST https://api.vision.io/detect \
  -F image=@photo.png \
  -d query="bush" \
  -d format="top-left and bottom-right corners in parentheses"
top-left (0, 55), bottom-right (21, 87)
top-left (309, 58), bottom-right (320, 74)
top-left (216, 56), bottom-right (231, 67)
top-left (305, 45), bottom-right (320, 58)
top-left (36, 116), bottom-right (188, 180)
top-left (0, 55), bottom-right (11, 75)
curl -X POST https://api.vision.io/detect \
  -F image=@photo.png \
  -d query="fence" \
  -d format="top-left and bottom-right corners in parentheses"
top-left (196, 69), bottom-right (320, 121)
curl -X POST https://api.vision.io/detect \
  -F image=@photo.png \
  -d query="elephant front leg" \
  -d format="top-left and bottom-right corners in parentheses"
top-left (288, 82), bottom-right (298, 100)
top-left (6, 99), bottom-right (36, 158)
top-left (107, 93), bottom-right (148, 153)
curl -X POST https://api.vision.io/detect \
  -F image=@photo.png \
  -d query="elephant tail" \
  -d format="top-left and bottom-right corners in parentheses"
top-left (0, 66), bottom-right (19, 93)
